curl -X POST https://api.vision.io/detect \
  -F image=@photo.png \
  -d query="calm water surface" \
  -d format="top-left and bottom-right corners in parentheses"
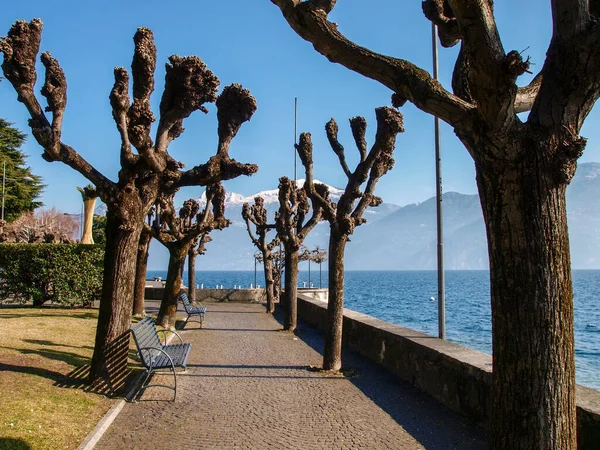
top-left (148, 269), bottom-right (600, 390)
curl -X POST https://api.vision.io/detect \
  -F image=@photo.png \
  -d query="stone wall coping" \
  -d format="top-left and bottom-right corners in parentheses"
top-left (296, 292), bottom-right (600, 443)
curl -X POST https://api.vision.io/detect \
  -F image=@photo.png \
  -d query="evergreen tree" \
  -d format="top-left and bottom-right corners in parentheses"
top-left (0, 119), bottom-right (44, 222)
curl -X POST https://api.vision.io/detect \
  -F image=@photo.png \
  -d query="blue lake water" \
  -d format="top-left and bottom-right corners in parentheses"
top-left (147, 269), bottom-right (600, 390)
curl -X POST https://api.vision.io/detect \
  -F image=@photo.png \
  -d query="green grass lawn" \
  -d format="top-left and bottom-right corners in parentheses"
top-left (0, 307), bottom-right (119, 450)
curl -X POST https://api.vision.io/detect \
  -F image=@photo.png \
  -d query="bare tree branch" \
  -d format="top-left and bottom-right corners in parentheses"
top-left (551, 0), bottom-right (590, 40)
top-left (296, 133), bottom-right (336, 220)
top-left (174, 83), bottom-right (258, 188)
top-left (515, 72), bottom-right (543, 114)
top-left (271, 0), bottom-right (474, 127)
top-left (216, 84), bottom-right (257, 157)
top-left (0, 19), bottom-right (115, 196)
top-left (242, 203), bottom-right (260, 246)
top-left (349, 116), bottom-right (368, 162)
top-left (422, 0), bottom-right (461, 47)
top-left (155, 56), bottom-right (220, 156)
top-left (325, 119), bottom-right (352, 178)
top-left (128, 28), bottom-right (156, 164)
top-left (109, 67), bottom-right (138, 168)
top-left (40, 52), bottom-right (65, 154)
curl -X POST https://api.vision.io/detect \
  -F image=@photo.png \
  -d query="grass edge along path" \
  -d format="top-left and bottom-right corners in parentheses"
top-left (0, 307), bottom-right (140, 450)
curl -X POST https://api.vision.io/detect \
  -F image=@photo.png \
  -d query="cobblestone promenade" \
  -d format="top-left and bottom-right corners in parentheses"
top-left (95, 302), bottom-right (487, 449)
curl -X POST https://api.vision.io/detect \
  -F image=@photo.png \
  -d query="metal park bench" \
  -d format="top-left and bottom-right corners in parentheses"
top-left (130, 316), bottom-right (191, 401)
top-left (179, 293), bottom-right (207, 327)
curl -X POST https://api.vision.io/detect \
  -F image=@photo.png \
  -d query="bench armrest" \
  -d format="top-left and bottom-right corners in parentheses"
top-left (157, 329), bottom-right (184, 345)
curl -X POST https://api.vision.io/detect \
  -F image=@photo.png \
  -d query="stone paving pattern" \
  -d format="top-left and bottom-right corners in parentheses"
top-left (96, 302), bottom-right (488, 449)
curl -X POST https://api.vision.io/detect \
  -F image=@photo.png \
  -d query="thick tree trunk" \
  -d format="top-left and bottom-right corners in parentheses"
top-left (188, 247), bottom-right (197, 302)
top-left (477, 150), bottom-right (576, 449)
top-left (283, 248), bottom-right (299, 331)
top-left (81, 197), bottom-right (97, 244)
top-left (132, 230), bottom-right (151, 317)
top-left (90, 209), bottom-right (143, 389)
top-left (156, 245), bottom-right (187, 329)
top-left (263, 256), bottom-right (275, 313)
top-left (273, 266), bottom-right (281, 304)
top-left (323, 231), bottom-right (347, 371)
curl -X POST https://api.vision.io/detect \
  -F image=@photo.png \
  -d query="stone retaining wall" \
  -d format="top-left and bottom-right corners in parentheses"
top-left (144, 287), bottom-right (265, 302)
top-left (296, 294), bottom-right (600, 447)
top-left (145, 287), bottom-right (329, 303)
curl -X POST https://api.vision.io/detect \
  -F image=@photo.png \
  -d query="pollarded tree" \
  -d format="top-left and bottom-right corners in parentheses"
top-left (0, 20), bottom-right (257, 387)
top-left (297, 106), bottom-right (404, 370)
top-left (275, 177), bottom-right (323, 331)
top-left (132, 207), bottom-right (155, 318)
top-left (152, 184), bottom-right (229, 329)
top-left (272, 1), bottom-right (600, 447)
top-left (187, 231), bottom-right (212, 302)
top-left (271, 247), bottom-right (284, 301)
top-left (242, 196), bottom-right (279, 313)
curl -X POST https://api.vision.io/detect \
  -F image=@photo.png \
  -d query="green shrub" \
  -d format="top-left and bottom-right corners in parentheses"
top-left (0, 243), bottom-right (104, 307)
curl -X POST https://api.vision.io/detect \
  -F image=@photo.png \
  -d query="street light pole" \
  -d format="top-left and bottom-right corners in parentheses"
top-left (432, 23), bottom-right (446, 340)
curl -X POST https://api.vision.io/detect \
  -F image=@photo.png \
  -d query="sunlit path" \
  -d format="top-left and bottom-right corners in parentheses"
top-left (96, 302), bottom-right (487, 449)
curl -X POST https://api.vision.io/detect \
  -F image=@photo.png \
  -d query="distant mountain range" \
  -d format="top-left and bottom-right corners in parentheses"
top-left (147, 163), bottom-right (600, 270)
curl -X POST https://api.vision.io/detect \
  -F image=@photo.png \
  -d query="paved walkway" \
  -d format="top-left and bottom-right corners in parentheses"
top-left (95, 302), bottom-right (488, 449)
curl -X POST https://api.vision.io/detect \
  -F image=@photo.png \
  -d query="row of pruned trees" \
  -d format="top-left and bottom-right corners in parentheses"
top-left (269, 1), bottom-right (598, 448)
top-left (1, 20), bottom-right (257, 390)
top-left (3, 0), bottom-right (596, 444)
top-left (243, 106), bottom-right (404, 373)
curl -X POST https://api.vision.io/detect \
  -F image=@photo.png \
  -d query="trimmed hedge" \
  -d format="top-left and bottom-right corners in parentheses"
top-left (0, 243), bottom-right (104, 307)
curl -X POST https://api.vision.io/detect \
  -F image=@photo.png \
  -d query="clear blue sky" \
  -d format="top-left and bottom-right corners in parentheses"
top-left (1, 0), bottom-right (599, 215)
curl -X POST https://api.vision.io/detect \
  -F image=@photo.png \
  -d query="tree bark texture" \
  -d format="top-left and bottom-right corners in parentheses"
top-left (263, 257), bottom-right (276, 313)
top-left (188, 246), bottom-right (197, 302)
top-left (156, 244), bottom-right (187, 329)
top-left (296, 108), bottom-right (403, 372)
top-left (283, 248), bottom-right (299, 331)
top-left (323, 231), bottom-right (347, 371)
top-left (242, 197), bottom-right (278, 312)
top-left (90, 207), bottom-right (143, 391)
top-left (270, 2), bottom-right (600, 446)
top-left (477, 144), bottom-right (576, 449)
top-left (132, 229), bottom-right (151, 317)
top-left (0, 20), bottom-right (258, 388)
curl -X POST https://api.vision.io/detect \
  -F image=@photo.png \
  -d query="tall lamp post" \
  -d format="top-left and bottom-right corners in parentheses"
top-left (1, 161), bottom-right (34, 233)
top-left (431, 24), bottom-right (446, 340)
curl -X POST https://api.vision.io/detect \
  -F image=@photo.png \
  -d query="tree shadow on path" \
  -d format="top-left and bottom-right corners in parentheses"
top-left (273, 307), bottom-right (488, 449)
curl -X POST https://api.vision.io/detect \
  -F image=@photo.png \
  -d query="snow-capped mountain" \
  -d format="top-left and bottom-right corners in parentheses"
top-left (197, 179), bottom-right (345, 208)
top-left (147, 162), bottom-right (600, 270)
